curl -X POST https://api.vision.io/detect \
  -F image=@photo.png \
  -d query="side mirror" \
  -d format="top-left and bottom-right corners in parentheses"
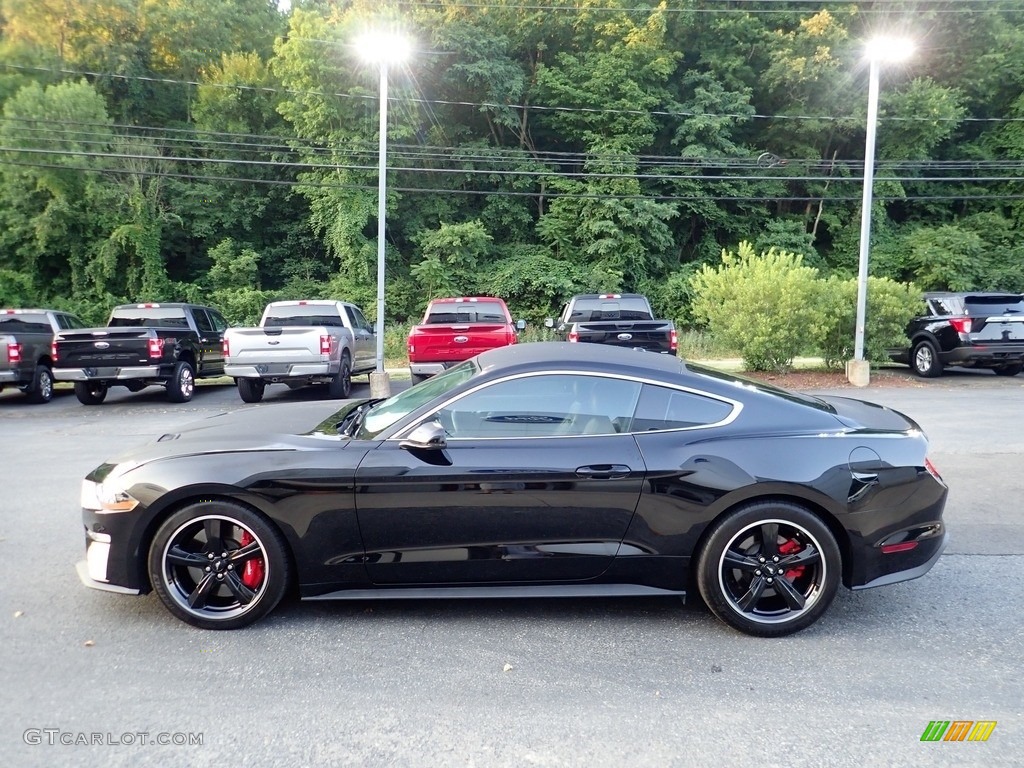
top-left (544, 318), bottom-right (554, 329)
top-left (400, 420), bottom-right (447, 451)
top-left (516, 319), bottom-right (527, 331)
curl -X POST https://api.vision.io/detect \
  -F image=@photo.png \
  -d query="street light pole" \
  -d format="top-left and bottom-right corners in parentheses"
top-left (357, 31), bottom-right (411, 398)
top-left (848, 37), bottom-right (914, 387)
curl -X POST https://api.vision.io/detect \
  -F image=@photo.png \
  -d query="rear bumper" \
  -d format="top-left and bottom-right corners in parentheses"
top-left (409, 362), bottom-right (450, 377)
top-left (851, 530), bottom-right (948, 591)
top-left (54, 366), bottom-right (159, 381)
top-left (0, 369), bottom-right (25, 384)
top-left (942, 345), bottom-right (1024, 368)
top-left (225, 362), bottom-right (337, 379)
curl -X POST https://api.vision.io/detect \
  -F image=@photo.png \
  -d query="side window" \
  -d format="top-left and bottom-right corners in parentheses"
top-left (207, 310), bottom-right (229, 332)
top-left (346, 306), bottom-right (371, 332)
top-left (630, 385), bottom-right (734, 432)
top-left (438, 374), bottom-right (641, 438)
top-left (192, 309), bottom-right (214, 334)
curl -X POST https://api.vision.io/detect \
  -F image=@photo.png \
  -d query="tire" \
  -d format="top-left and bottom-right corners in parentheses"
top-left (167, 361), bottom-right (195, 403)
top-left (74, 381), bottom-right (108, 405)
top-left (696, 501), bottom-right (841, 637)
top-left (327, 353), bottom-right (352, 399)
top-left (237, 377), bottom-right (266, 403)
top-left (148, 500), bottom-right (291, 630)
top-left (911, 340), bottom-right (942, 378)
top-left (410, 371), bottom-right (428, 385)
top-left (995, 364), bottom-right (1022, 377)
top-left (25, 365), bottom-right (54, 404)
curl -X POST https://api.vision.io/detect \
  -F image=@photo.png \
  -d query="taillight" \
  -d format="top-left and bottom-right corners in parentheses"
top-left (670, 329), bottom-right (678, 354)
top-left (320, 334), bottom-right (332, 355)
top-left (222, 338), bottom-right (230, 357)
top-left (949, 317), bottom-right (972, 334)
top-left (147, 337), bottom-right (164, 359)
top-left (568, 329), bottom-right (579, 343)
top-left (7, 341), bottom-right (21, 364)
top-left (51, 340), bottom-right (58, 362)
top-left (924, 457), bottom-right (943, 482)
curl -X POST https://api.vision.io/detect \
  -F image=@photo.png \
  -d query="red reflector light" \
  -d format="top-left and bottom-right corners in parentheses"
top-left (949, 317), bottom-right (972, 334)
top-left (670, 329), bottom-right (678, 353)
top-left (320, 334), bottom-right (331, 355)
top-left (7, 341), bottom-right (21, 364)
top-left (147, 337), bottom-right (164, 359)
top-left (881, 541), bottom-right (919, 554)
top-left (568, 330), bottom-right (579, 342)
top-left (925, 458), bottom-right (943, 481)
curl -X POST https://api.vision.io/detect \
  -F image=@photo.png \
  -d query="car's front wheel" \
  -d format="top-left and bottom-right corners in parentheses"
top-left (696, 501), bottom-right (841, 637)
top-left (911, 340), bottom-right (942, 378)
top-left (148, 501), bottom-right (291, 630)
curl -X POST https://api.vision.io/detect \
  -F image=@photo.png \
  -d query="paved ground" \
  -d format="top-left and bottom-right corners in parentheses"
top-left (1, 370), bottom-right (1021, 767)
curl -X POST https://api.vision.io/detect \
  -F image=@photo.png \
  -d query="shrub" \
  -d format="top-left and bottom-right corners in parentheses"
top-left (690, 242), bottom-right (827, 371)
top-left (818, 276), bottom-right (922, 369)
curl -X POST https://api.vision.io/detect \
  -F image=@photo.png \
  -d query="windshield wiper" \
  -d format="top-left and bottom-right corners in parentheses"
top-left (340, 399), bottom-right (382, 437)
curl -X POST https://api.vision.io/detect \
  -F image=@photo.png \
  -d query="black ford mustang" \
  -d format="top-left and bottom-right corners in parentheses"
top-left (78, 342), bottom-right (948, 637)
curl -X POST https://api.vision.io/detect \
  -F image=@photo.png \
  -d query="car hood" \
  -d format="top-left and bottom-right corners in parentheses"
top-left (91, 400), bottom-right (363, 479)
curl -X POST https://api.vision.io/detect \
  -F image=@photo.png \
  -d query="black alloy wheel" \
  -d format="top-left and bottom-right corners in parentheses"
top-left (148, 501), bottom-right (291, 630)
top-left (25, 365), bottom-right (54, 404)
top-left (696, 501), bottom-right (840, 637)
top-left (911, 341), bottom-right (942, 378)
top-left (327, 353), bottom-right (352, 399)
top-left (167, 361), bottom-right (195, 403)
top-left (995, 364), bottom-right (1022, 377)
top-left (74, 381), bottom-right (108, 405)
top-left (237, 377), bottom-right (266, 403)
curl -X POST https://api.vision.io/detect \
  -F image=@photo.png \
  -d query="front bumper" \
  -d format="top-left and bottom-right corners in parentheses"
top-left (76, 560), bottom-right (141, 595)
top-left (54, 366), bottom-right (159, 381)
top-left (77, 527), bottom-right (142, 595)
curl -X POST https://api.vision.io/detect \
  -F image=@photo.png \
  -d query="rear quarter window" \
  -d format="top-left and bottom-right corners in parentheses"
top-left (629, 384), bottom-right (734, 431)
top-left (964, 296), bottom-right (1024, 316)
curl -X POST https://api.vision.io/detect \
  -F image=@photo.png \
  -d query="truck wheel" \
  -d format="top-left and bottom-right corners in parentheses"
top-left (74, 381), bottom-right (108, 405)
top-left (25, 365), bottom-right (54, 404)
top-left (911, 341), bottom-right (942, 378)
top-left (410, 371), bottom-right (428, 385)
top-left (237, 378), bottom-right (266, 403)
top-left (995, 364), bottom-right (1022, 377)
top-left (327, 354), bottom-right (352, 399)
top-left (167, 361), bottom-right (195, 403)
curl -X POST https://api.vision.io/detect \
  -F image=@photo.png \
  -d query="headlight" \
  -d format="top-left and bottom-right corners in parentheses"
top-left (80, 479), bottom-right (139, 513)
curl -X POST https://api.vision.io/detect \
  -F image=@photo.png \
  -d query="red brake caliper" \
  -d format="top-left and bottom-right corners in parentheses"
top-left (239, 531), bottom-right (264, 589)
top-left (778, 538), bottom-right (805, 580)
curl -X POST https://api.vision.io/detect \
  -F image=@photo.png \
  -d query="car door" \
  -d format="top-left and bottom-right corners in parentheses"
top-left (344, 305), bottom-right (376, 371)
top-left (354, 373), bottom-right (647, 585)
top-left (192, 308), bottom-right (226, 374)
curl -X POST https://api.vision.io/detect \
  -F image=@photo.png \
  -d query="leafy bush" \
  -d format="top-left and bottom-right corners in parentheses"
top-left (818, 276), bottom-right (922, 369)
top-left (690, 242), bottom-right (827, 371)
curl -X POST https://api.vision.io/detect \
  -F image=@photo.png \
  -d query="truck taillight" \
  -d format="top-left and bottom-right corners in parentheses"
top-left (320, 334), bottom-right (332, 355)
top-left (7, 341), bottom-right (21, 364)
top-left (222, 338), bottom-right (230, 357)
top-left (51, 340), bottom-right (58, 362)
top-left (568, 329), bottom-right (579, 343)
top-left (949, 317), bottom-right (972, 334)
top-left (147, 337), bottom-right (164, 359)
top-left (670, 329), bottom-right (678, 353)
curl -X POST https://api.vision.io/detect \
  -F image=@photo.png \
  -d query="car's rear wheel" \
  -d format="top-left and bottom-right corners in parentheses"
top-left (410, 371), bottom-right (428, 385)
top-left (995, 364), bottom-right (1022, 377)
top-left (167, 361), bottom-right (195, 403)
top-left (148, 501), bottom-right (291, 630)
top-left (911, 340), bottom-right (942, 378)
top-left (24, 364), bottom-right (54, 404)
top-left (74, 381), bottom-right (107, 405)
top-left (327, 353), bottom-right (352, 398)
top-left (696, 501), bottom-right (841, 637)
top-left (237, 377), bottom-right (265, 403)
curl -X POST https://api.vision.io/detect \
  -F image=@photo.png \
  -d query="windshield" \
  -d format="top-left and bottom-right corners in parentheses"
top-left (359, 360), bottom-right (479, 438)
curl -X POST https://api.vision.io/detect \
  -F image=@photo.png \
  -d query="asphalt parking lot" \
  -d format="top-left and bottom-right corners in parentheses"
top-left (1, 370), bottom-right (1022, 767)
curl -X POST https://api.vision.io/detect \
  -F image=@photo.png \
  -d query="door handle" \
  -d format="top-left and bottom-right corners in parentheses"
top-left (575, 464), bottom-right (631, 480)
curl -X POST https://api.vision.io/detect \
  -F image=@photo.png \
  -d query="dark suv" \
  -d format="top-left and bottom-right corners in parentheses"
top-left (889, 292), bottom-right (1024, 377)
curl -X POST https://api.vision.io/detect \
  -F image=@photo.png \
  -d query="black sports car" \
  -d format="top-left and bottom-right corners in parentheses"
top-left (77, 342), bottom-right (948, 637)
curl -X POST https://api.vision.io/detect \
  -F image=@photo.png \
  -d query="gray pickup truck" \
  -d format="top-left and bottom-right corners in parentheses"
top-left (545, 294), bottom-right (678, 355)
top-left (223, 300), bottom-right (377, 402)
top-left (0, 308), bottom-right (87, 404)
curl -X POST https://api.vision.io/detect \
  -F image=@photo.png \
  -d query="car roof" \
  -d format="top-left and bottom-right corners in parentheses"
top-left (428, 297), bottom-right (506, 304)
top-left (925, 291), bottom-right (1023, 299)
top-left (474, 341), bottom-right (686, 377)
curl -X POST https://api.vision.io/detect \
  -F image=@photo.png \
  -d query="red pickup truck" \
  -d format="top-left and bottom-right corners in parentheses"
top-left (407, 297), bottom-right (525, 383)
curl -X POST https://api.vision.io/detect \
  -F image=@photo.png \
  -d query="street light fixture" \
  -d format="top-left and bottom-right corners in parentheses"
top-left (849, 36), bottom-right (915, 386)
top-left (356, 31), bottom-right (412, 398)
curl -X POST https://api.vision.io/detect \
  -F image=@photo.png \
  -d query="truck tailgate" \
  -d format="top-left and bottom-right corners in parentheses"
top-left (225, 327), bottom-right (329, 364)
top-left (56, 329), bottom-right (154, 367)
top-left (409, 323), bottom-right (511, 361)
top-left (575, 321), bottom-right (673, 351)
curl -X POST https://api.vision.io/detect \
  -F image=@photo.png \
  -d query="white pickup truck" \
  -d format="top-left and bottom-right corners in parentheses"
top-left (223, 300), bottom-right (377, 402)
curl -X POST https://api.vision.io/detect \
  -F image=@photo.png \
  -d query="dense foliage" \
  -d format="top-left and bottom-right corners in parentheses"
top-left (2, 1), bottom-right (1023, 342)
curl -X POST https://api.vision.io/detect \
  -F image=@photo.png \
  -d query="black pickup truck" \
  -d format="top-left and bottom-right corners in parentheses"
top-left (1, 308), bottom-right (87, 403)
top-left (53, 303), bottom-right (229, 404)
top-left (545, 294), bottom-right (678, 355)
